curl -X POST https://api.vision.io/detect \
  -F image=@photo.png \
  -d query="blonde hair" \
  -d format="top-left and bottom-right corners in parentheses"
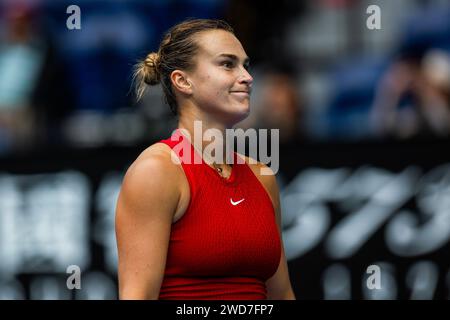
top-left (132, 18), bottom-right (234, 115)
top-left (133, 52), bottom-right (161, 100)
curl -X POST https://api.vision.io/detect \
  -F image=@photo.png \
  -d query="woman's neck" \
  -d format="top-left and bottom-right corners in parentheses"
top-left (178, 108), bottom-right (234, 166)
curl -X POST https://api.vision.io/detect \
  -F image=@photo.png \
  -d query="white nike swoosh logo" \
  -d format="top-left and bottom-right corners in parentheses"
top-left (230, 198), bottom-right (245, 206)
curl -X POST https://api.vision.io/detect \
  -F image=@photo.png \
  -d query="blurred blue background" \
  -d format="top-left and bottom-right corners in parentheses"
top-left (0, 0), bottom-right (450, 299)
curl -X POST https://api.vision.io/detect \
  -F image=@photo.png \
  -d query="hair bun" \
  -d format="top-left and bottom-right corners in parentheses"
top-left (145, 52), bottom-right (160, 68)
top-left (143, 52), bottom-right (160, 85)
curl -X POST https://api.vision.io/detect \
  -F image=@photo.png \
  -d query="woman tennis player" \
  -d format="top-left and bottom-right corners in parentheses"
top-left (115, 18), bottom-right (295, 300)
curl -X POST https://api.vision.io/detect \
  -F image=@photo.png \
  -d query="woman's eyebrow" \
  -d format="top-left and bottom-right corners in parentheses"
top-left (216, 53), bottom-right (250, 65)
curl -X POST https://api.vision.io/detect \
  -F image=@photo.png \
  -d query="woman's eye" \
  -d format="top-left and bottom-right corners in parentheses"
top-left (222, 61), bottom-right (233, 68)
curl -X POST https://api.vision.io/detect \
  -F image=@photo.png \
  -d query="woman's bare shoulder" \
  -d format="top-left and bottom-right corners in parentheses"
top-left (131, 142), bottom-right (181, 175)
top-left (121, 142), bottom-right (184, 200)
top-left (136, 142), bottom-right (175, 161)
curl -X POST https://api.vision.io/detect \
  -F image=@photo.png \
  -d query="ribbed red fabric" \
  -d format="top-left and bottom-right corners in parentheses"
top-left (157, 129), bottom-right (281, 300)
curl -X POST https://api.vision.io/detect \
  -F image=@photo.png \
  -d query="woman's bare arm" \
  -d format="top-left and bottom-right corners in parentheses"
top-left (115, 147), bottom-right (181, 299)
top-left (264, 172), bottom-right (296, 300)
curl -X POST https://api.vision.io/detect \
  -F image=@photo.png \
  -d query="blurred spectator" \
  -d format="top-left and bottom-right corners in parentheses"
top-left (56, 0), bottom-right (226, 147)
top-left (57, 1), bottom-right (150, 146)
top-left (369, 2), bottom-right (450, 140)
top-left (370, 50), bottom-right (450, 139)
top-left (0, 1), bottom-right (46, 153)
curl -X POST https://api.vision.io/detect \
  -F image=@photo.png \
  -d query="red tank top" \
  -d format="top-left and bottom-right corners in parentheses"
top-left (157, 129), bottom-right (281, 300)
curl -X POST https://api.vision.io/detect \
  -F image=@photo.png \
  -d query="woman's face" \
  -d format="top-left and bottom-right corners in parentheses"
top-left (186, 29), bottom-right (253, 124)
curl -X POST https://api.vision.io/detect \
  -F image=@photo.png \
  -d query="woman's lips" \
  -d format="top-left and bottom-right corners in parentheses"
top-left (230, 91), bottom-right (250, 98)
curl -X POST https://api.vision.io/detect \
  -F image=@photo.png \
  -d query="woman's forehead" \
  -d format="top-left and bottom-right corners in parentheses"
top-left (195, 30), bottom-right (246, 59)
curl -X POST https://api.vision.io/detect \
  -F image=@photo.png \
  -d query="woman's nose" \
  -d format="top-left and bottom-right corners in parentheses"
top-left (240, 68), bottom-right (253, 85)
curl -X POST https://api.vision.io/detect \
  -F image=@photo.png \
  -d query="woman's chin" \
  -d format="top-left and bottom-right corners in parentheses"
top-left (232, 106), bottom-right (250, 123)
top-left (234, 101), bottom-right (250, 114)
top-left (213, 103), bottom-right (250, 125)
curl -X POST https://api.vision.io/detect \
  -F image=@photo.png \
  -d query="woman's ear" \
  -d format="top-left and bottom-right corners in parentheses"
top-left (171, 70), bottom-right (193, 95)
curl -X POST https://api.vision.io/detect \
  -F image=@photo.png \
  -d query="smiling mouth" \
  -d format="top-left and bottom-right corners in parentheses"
top-left (230, 91), bottom-right (250, 96)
